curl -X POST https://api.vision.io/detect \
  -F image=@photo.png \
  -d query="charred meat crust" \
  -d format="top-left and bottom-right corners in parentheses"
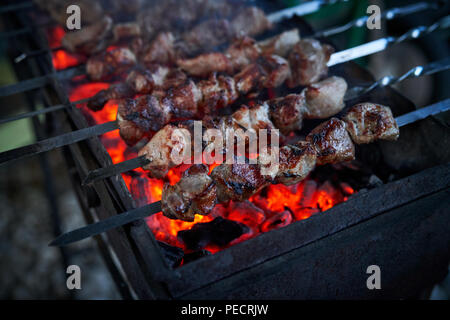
top-left (343, 103), bottom-right (400, 144)
top-left (162, 164), bottom-right (217, 222)
top-left (306, 118), bottom-right (355, 165)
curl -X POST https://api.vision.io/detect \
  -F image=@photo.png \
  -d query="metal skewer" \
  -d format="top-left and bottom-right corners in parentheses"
top-left (344, 57), bottom-right (450, 101)
top-left (327, 15), bottom-right (450, 66)
top-left (48, 98), bottom-right (450, 247)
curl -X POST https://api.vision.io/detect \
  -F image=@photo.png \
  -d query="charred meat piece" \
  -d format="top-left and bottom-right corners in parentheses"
top-left (343, 103), bottom-right (399, 144)
top-left (225, 36), bottom-right (262, 72)
top-left (88, 82), bottom-right (134, 111)
top-left (126, 65), bottom-right (170, 93)
top-left (181, 19), bottom-right (234, 56)
top-left (198, 75), bottom-right (238, 111)
top-left (117, 113), bottom-right (146, 147)
top-left (232, 102), bottom-right (276, 132)
top-left (181, 7), bottom-right (271, 56)
top-left (137, 0), bottom-right (236, 40)
top-left (303, 76), bottom-right (347, 119)
top-left (177, 30), bottom-right (298, 77)
top-left (258, 29), bottom-right (301, 57)
top-left (211, 163), bottom-right (269, 203)
top-left (86, 47), bottom-right (136, 81)
top-left (162, 164), bottom-right (217, 222)
top-left (166, 80), bottom-right (203, 119)
top-left (231, 7), bottom-right (272, 38)
top-left (268, 94), bottom-right (305, 134)
top-left (234, 54), bottom-right (290, 94)
top-left (287, 39), bottom-right (334, 87)
top-left (118, 94), bottom-right (173, 134)
top-left (306, 118), bottom-right (355, 165)
top-left (138, 124), bottom-right (193, 179)
top-left (234, 63), bottom-right (266, 95)
top-left (275, 141), bottom-right (317, 185)
top-left (259, 55), bottom-right (291, 88)
top-left (62, 16), bottom-right (113, 54)
top-left (113, 22), bottom-right (142, 42)
top-left (177, 52), bottom-right (233, 77)
top-left (140, 32), bottom-right (176, 66)
top-left (86, 66), bottom-right (185, 112)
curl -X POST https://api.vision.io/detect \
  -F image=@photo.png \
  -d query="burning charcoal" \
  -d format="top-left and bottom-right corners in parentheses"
top-left (298, 180), bottom-right (318, 209)
top-left (227, 201), bottom-right (266, 231)
top-left (339, 182), bottom-right (355, 196)
top-left (261, 211), bottom-right (293, 233)
top-left (183, 250), bottom-right (212, 265)
top-left (178, 217), bottom-right (249, 251)
top-left (158, 241), bottom-right (184, 269)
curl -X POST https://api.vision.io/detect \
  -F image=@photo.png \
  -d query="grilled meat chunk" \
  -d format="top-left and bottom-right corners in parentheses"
top-left (86, 47), bottom-right (136, 81)
top-left (177, 30), bottom-right (298, 77)
top-left (306, 118), bottom-right (355, 165)
top-left (258, 29), bottom-right (301, 57)
top-left (260, 55), bottom-right (291, 88)
top-left (231, 7), bottom-right (272, 38)
top-left (181, 19), bottom-right (234, 56)
top-left (211, 163), bottom-right (269, 203)
top-left (275, 141), bottom-right (317, 185)
top-left (181, 7), bottom-right (271, 56)
top-left (343, 103), bottom-right (399, 144)
top-left (138, 124), bottom-right (193, 179)
top-left (225, 36), bottom-right (262, 71)
top-left (117, 112), bottom-right (146, 146)
top-left (287, 39), bottom-right (334, 87)
top-left (198, 75), bottom-right (238, 111)
top-left (268, 94), bottom-right (305, 134)
top-left (303, 76), bottom-right (347, 119)
top-left (140, 32), bottom-right (176, 65)
top-left (234, 55), bottom-right (289, 94)
top-left (162, 164), bottom-right (217, 222)
top-left (113, 22), bottom-right (142, 42)
top-left (118, 94), bottom-right (172, 134)
top-left (232, 102), bottom-right (276, 132)
top-left (62, 16), bottom-right (113, 54)
top-left (177, 52), bottom-right (233, 77)
top-left (88, 83), bottom-right (134, 111)
top-left (87, 66), bottom-right (188, 111)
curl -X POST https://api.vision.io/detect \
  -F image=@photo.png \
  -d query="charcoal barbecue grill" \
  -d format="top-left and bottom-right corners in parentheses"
top-left (0, 0), bottom-right (449, 299)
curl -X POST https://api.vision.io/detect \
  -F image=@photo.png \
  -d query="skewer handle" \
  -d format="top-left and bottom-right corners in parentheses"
top-left (345, 57), bottom-right (450, 100)
top-left (315, 1), bottom-right (438, 38)
top-left (267, 0), bottom-right (349, 23)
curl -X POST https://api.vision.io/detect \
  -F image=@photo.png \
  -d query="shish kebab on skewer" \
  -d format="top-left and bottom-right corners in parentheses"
top-left (161, 102), bottom-right (400, 221)
top-left (80, 57), bottom-right (450, 185)
top-left (85, 2), bottom-right (441, 110)
top-left (49, 98), bottom-right (450, 247)
top-left (85, 29), bottom-right (303, 110)
top-left (85, 14), bottom-right (450, 119)
top-left (84, 5), bottom-right (273, 81)
top-left (135, 75), bottom-right (347, 179)
top-left (1, 3), bottom-right (442, 101)
top-left (1, 51), bottom-right (448, 167)
top-left (22, 0), bottom-right (350, 59)
top-left (113, 37), bottom-right (334, 148)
